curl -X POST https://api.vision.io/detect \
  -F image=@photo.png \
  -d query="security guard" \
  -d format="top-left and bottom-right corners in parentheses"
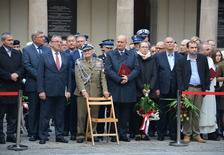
top-left (74, 43), bottom-right (109, 143)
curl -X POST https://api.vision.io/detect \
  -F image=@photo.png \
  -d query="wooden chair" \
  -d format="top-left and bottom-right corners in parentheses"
top-left (85, 96), bottom-right (119, 146)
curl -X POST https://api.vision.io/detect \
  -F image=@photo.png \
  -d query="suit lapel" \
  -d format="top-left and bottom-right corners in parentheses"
top-left (162, 52), bottom-right (171, 71)
top-left (31, 44), bottom-right (40, 58)
top-left (48, 50), bottom-right (59, 71)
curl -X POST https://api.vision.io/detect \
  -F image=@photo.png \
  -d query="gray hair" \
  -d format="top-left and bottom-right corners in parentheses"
top-left (164, 37), bottom-right (174, 43)
top-left (1, 32), bottom-right (12, 41)
top-left (31, 30), bottom-right (43, 40)
top-left (51, 35), bottom-right (62, 42)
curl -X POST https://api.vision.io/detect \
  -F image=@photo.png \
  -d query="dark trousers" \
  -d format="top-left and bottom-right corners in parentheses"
top-left (157, 92), bottom-right (177, 138)
top-left (0, 103), bottom-right (18, 138)
top-left (70, 94), bottom-right (77, 137)
top-left (111, 102), bottom-right (130, 137)
top-left (64, 101), bottom-right (71, 133)
top-left (39, 96), bottom-right (66, 140)
top-left (28, 92), bottom-right (40, 136)
top-left (129, 102), bottom-right (135, 135)
top-left (97, 105), bottom-right (110, 134)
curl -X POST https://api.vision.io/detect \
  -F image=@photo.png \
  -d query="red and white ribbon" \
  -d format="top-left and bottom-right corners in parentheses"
top-left (140, 113), bottom-right (150, 135)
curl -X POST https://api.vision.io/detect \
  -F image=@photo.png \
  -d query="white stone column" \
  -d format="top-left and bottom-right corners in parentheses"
top-left (116, 0), bottom-right (134, 45)
top-left (29, 0), bottom-right (48, 41)
top-left (199, 0), bottom-right (218, 42)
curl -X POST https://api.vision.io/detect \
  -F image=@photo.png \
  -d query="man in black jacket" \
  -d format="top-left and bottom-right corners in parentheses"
top-left (176, 41), bottom-right (210, 143)
top-left (0, 32), bottom-right (24, 144)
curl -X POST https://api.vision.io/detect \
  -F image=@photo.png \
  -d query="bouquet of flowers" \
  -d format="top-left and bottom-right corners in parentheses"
top-left (134, 84), bottom-right (160, 134)
top-left (166, 96), bottom-right (201, 123)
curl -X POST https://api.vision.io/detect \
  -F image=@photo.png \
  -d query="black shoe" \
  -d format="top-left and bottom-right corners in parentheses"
top-left (170, 136), bottom-right (177, 141)
top-left (45, 137), bottom-right (49, 141)
top-left (135, 136), bottom-right (141, 141)
top-left (29, 135), bottom-right (37, 141)
top-left (129, 133), bottom-right (135, 139)
top-left (208, 132), bottom-right (220, 141)
top-left (56, 137), bottom-right (68, 143)
top-left (77, 138), bottom-right (84, 143)
top-left (97, 136), bottom-right (103, 141)
top-left (157, 136), bottom-right (165, 141)
top-left (149, 132), bottom-right (155, 137)
top-left (87, 137), bottom-right (99, 142)
top-left (141, 135), bottom-right (150, 141)
top-left (111, 136), bottom-right (116, 142)
top-left (119, 136), bottom-right (130, 142)
top-left (63, 131), bottom-right (69, 136)
top-left (0, 137), bottom-right (5, 144)
top-left (70, 135), bottom-right (76, 140)
top-left (6, 136), bottom-right (16, 143)
top-left (48, 128), bottom-right (52, 132)
top-left (39, 139), bottom-right (46, 144)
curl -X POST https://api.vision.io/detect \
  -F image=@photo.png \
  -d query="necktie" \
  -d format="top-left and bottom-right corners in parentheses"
top-left (55, 52), bottom-right (60, 71)
top-left (81, 52), bottom-right (84, 58)
top-left (37, 47), bottom-right (42, 54)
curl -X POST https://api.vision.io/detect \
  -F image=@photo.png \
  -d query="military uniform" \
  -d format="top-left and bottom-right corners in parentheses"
top-left (75, 57), bottom-right (108, 139)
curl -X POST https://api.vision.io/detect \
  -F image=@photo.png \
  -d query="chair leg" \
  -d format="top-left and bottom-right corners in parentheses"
top-left (85, 117), bottom-right (89, 144)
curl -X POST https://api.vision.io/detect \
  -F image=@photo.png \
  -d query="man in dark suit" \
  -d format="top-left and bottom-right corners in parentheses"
top-left (105, 35), bottom-right (140, 142)
top-left (22, 30), bottom-right (51, 141)
top-left (177, 41), bottom-right (210, 143)
top-left (0, 32), bottom-right (24, 144)
top-left (154, 37), bottom-right (183, 141)
top-left (62, 35), bottom-right (76, 139)
top-left (37, 35), bottom-right (72, 144)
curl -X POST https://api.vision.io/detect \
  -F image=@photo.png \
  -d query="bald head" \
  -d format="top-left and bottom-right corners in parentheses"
top-left (116, 35), bottom-right (127, 51)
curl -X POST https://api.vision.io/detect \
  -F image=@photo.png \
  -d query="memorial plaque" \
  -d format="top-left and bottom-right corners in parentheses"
top-left (218, 0), bottom-right (224, 48)
top-left (48, 0), bottom-right (77, 40)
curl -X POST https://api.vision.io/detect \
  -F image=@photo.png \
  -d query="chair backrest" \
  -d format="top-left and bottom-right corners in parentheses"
top-left (86, 96), bottom-right (113, 106)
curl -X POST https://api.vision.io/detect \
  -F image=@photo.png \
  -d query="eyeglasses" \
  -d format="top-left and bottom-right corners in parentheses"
top-left (156, 47), bottom-right (164, 50)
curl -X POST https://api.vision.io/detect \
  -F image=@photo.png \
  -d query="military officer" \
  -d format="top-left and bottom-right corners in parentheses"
top-left (98, 39), bottom-right (114, 64)
top-left (75, 43), bottom-right (109, 143)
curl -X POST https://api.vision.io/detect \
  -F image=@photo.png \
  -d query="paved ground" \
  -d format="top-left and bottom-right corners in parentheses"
top-left (0, 125), bottom-right (224, 155)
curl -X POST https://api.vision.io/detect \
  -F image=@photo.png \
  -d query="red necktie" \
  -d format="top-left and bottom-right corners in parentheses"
top-left (55, 52), bottom-right (60, 71)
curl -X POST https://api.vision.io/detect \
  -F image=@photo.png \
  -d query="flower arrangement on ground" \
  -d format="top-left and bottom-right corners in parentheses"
top-left (134, 84), bottom-right (160, 134)
top-left (166, 95), bottom-right (201, 123)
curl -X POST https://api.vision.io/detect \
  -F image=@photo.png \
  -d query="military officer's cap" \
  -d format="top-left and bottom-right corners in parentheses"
top-left (13, 40), bottom-right (20, 45)
top-left (99, 43), bottom-right (104, 51)
top-left (136, 29), bottom-right (150, 38)
top-left (82, 43), bottom-right (94, 51)
top-left (102, 39), bottom-right (114, 48)
top-left (44, 35), bottom-right (50, 44)
top-left (131, 35), bottom-right (145, 44)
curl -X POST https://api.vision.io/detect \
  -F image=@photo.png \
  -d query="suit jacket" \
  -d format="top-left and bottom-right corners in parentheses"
top-left (22, 44), bottom-right (51, 92)
top-left (176, 53), bottom-right (210, 91)
top-left (154, 51), bottom-right (183, 95)
top-left (74, 57), bottom-right (108, 97)
top-left (37, 50), bottom-right (72, 96)
top-left (105, 48), bottom-right (140, 103)
top-left (0, 46), bottom-right (24, 104)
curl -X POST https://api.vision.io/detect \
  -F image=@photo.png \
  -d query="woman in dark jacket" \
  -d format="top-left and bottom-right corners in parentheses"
top-left (134, 41), bottom-right (157, 141)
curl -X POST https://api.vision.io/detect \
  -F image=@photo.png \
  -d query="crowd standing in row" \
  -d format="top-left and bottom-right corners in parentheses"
top-left (0, 29), bottom-right (223, 145)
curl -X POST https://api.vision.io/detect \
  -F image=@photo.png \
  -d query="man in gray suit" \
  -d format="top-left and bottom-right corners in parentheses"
top-left (22, 30), bottom-right (50, 141)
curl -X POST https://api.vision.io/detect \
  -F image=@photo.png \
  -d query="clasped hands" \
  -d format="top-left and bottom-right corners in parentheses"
top-left (120, 75), bottom-right (128, 84)
top-left (11, 73), bottom-right (18, 82)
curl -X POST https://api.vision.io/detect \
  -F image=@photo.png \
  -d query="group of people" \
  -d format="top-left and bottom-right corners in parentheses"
top-left (0, 29), bottom-right (223, 145)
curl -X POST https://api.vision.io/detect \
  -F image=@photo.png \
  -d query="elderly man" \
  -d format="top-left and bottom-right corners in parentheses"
top-left (154, 37), bottom-right (183, 141)
top-left (0, 32), bottom-right (24, 144)
top-left (180, 39), bottom-right (190, 55)
top-left (156, 41), bottom-right (165, 54)
top-left (37, 35), bottom-right (72, 144)
top-left (105, 35), bottom-right (139, 142)
top-left (22, 30), bottom-right (51, 141)
top-left (75, 43), bottom-right (109, 143)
